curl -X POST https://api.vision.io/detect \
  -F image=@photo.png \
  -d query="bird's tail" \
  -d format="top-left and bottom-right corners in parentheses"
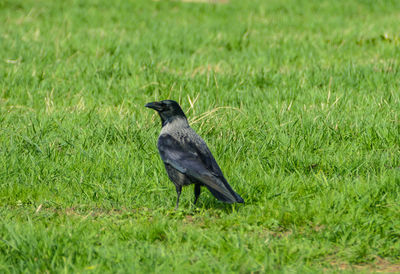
top-left (206, 186), bottom-right (244, 203)
top-left (205, 177), bottom-right (244, 204)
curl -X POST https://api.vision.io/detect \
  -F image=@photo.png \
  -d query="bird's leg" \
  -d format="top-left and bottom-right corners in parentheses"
top-left (175, 185), bottom-right (182, 210)
top-left (194, 184), bottom-right (201, 205)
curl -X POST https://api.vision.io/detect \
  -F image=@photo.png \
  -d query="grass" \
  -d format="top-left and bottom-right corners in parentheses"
top-left (1, 0), bottom-right (400, 272)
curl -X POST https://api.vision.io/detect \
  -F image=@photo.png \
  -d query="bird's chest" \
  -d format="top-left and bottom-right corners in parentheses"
top-left (160, 127), bottom-right (192, 143)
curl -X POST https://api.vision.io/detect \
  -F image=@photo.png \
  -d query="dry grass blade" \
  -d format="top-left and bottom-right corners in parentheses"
top-left (186, 93), bottom-right (200, 115)
top-left (189, 106), bottom-right (245, 124)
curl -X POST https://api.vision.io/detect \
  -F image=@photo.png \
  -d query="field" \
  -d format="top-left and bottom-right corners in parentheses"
top-left (1, 0), bottom-right (400, 272)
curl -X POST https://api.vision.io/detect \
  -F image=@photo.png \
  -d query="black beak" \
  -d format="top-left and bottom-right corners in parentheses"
top-left (145, 101), bottom-right (162, 111)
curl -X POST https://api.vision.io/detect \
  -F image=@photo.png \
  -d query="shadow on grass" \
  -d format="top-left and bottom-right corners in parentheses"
top-left (168, 196), bottom-right (246, 217)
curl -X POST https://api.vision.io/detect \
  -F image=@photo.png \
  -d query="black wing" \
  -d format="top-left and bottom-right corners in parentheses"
top-left (157, 134), bottom-right (244, 203)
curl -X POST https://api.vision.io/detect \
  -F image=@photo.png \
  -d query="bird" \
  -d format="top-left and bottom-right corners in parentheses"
top-left (145, 99), bottom-right (244, 209)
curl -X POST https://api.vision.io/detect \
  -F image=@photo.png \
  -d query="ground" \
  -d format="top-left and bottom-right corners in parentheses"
top-left (0, 0), bottom-right (400, 272)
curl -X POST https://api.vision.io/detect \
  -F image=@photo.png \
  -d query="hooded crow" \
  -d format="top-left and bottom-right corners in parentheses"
top-left (145, 100), bottom-right (244, 209)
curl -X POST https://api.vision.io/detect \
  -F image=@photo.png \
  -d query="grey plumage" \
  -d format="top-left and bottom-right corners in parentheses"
top-left (145, 100), bottom-right (244, 209)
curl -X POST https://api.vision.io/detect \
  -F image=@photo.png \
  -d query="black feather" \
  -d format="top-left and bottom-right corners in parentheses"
top-left (146, 99), bottom-right (244, 208)
top-left (158, 134), bottom-right (243, 204)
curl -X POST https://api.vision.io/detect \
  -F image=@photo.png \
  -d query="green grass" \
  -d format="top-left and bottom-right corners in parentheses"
top-left (1, 0), bottom-right (400, 272)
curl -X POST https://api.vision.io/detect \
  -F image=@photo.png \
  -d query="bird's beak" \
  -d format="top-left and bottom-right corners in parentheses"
top-left (145, 101), bottom-right (162, 111)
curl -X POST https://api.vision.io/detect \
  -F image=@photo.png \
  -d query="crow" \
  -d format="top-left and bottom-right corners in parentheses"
top-left (145, 100), bottom-right (244, 209)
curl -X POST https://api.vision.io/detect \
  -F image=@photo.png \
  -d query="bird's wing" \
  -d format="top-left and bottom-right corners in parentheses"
top-left (157, 134), bottom-right (240, 203)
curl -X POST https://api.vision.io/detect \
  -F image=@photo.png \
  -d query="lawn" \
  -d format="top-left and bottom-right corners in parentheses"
top-left (1, 0), bottom-right (400, 272)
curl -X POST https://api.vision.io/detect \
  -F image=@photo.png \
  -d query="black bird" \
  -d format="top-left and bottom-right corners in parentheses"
top-left (145, 100), bottom-right (244, 209)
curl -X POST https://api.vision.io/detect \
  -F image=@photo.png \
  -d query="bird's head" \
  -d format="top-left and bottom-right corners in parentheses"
top-left (145, 100), bottom-right (187, 126)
